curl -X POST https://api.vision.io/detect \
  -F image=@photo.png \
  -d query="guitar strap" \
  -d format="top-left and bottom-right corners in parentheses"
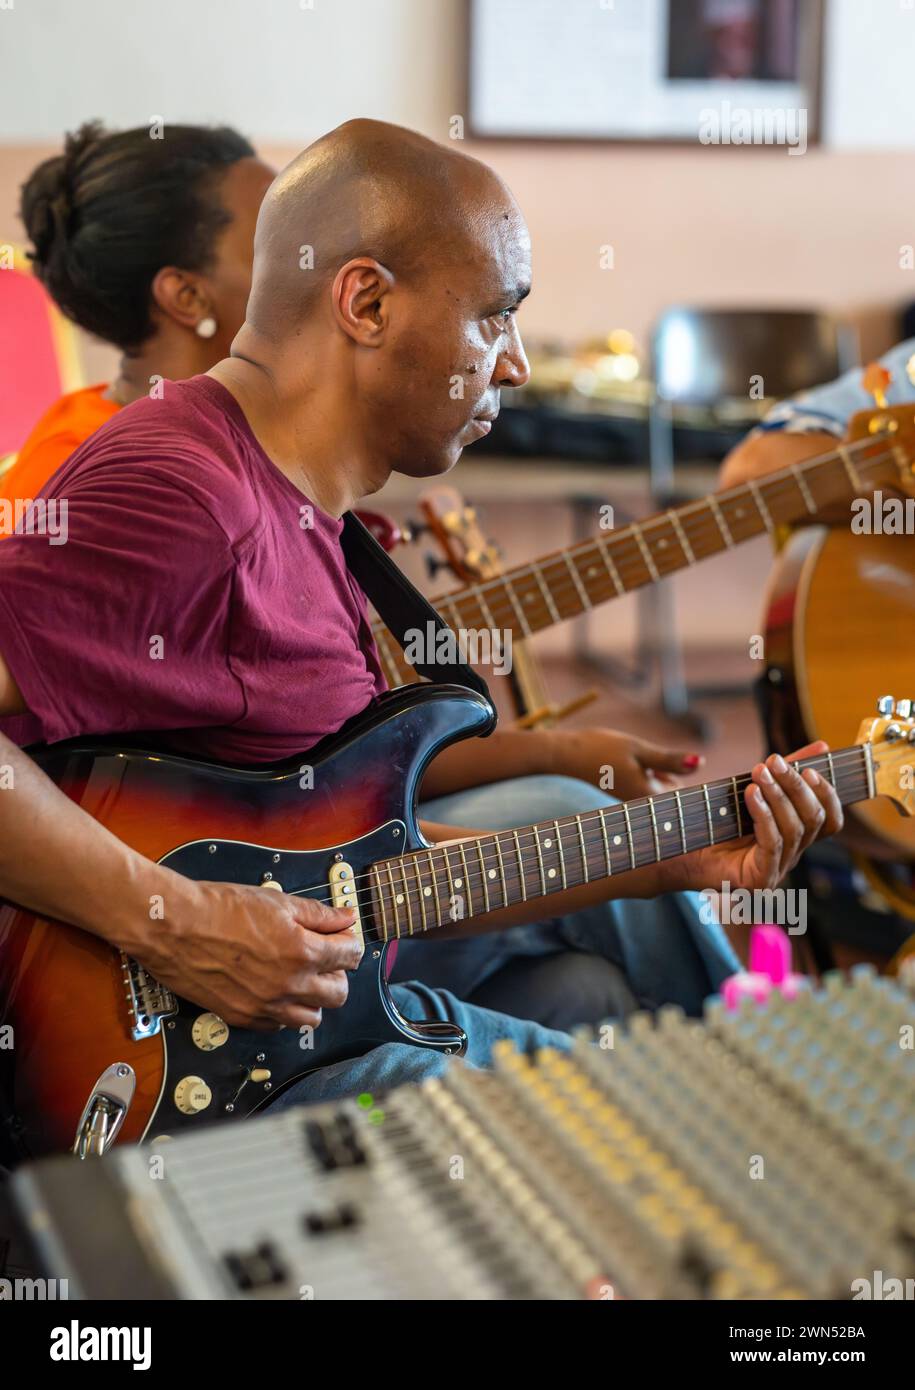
top-left (341, 510), bottom-right (492, 702)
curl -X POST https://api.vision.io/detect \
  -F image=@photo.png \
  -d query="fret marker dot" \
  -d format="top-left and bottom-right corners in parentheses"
top-left (487, 868), bottom-right (497, 879)
top-left (658, 538), bottom-right (667, 549)
top-left (613, 835), bottom-right (622, 846)
top-left (544, 837), bottom-right (552, 847)
top-left (454, 878), bottom-right (463, 888)
top-left (663, 821), bottom-right (672, 832)
top-left (548, 867), bottom-right (557, 878)
top-left (395, 894), bottom-right (404, 905)
top-left (423, 886), bottom-right (432, 896)
top-left (587, 567), bottom-right (598, 578)
top-left (719, 806), bottom-right (727, 816)
top-left (735, 508), bottom-right (744, 518)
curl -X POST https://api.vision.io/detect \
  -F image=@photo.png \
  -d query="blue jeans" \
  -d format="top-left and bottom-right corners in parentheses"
top-left (272, 981), bottom-right (573, 1108)
top-left (393, 775), bottom-right (740, 1026)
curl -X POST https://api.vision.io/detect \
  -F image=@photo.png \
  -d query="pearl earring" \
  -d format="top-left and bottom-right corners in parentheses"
top-left (195, 316), bottom-right (218, 339)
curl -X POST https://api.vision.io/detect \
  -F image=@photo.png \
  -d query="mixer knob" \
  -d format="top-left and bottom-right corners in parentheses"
top-left (877, 695), bottom-right (895, 716)
top-left (895, 699), bottom-right (913, 719)
top-left (174, 1076), bottom-right (213, 1115)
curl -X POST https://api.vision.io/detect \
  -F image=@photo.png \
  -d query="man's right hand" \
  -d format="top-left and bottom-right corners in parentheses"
top-left (124, 882), bottom-right (363, 1031)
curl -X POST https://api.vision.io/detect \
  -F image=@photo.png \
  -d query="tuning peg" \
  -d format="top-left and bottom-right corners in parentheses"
top-left (895, 699), bottom-right (913, 719)
top-left (863, 363), bottom-right (892, 409)
top-left (424, 552), bottom-right (453, 581)
top-left (877, 695), bottom-right (895, 716)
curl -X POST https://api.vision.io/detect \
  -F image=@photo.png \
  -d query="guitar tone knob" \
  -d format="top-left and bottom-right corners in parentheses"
top-left (173, 1076), bottom-right (213, 1115)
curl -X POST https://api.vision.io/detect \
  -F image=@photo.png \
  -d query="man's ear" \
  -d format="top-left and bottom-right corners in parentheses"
top-left (149, 266), bottom-right (212, 331)
top-left (332, 257), bottom-right (395, 347)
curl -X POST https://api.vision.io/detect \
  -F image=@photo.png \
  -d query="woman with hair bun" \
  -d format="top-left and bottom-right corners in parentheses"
top-left (2, 120), bottom-right (274, 507)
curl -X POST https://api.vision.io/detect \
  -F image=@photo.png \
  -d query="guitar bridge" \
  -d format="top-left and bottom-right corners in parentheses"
top-left (121, 953), bottom-right (176, 1040)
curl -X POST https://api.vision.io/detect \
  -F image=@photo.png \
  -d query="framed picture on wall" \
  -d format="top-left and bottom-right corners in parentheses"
top-left (467, 0), bottom-right (823, 147)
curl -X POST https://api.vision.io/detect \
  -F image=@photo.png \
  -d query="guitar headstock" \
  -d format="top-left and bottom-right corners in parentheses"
top-left (846, 363), bottom-right (915, 494)
top-left (857, 697), bottom-right (915, 817)
top-left (419, 485), bottom-right (502, 584)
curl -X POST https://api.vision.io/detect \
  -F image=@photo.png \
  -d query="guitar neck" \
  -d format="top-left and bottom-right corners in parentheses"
top-left (369, 745), bottom-right (874, 941)
top-left (372, 433), bottom-right (902, 687)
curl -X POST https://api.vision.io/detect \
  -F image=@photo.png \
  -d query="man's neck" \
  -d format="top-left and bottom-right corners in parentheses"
top-left (209, 355), bottom-right (389, 518)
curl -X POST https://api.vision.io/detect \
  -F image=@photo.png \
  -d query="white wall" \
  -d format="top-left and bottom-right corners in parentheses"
top-left (0, 0), bottom-right (464, 144)
top-left (1, 0), bottom-right (914, 149)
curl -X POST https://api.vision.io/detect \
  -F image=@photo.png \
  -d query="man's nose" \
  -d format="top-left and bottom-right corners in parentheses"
top-left (496, 331), bottom-right (531, 391)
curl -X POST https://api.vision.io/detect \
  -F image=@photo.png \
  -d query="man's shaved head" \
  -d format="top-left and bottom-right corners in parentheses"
top-left (247, 119), bottom-right (516, 334)
top-left (233, 119), bottom-right (531, 485)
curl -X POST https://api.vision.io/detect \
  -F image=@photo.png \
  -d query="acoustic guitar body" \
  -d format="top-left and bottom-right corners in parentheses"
top-left (762, 525), bottom-right (915, 861)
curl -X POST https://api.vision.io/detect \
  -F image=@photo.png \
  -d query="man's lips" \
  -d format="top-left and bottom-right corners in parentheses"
top-left (468, 411), bottom-right (498, 437)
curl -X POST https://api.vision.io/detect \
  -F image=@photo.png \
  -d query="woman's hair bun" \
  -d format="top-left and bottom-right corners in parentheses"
top-left (21, 120), bottom-right (105, 268)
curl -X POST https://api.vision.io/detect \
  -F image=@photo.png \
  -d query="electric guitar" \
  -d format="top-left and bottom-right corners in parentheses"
top-left (370, 403), bottom-right (915, 688)
top-left (1, 689), bottom-right (912, 1159)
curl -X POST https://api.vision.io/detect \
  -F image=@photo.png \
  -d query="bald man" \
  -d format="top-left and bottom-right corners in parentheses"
top-left (0, 122), bottom-right (839, 1106)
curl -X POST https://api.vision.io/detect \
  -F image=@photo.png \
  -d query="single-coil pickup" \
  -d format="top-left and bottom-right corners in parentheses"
top-left (329, 861), bottom-right (363, 947)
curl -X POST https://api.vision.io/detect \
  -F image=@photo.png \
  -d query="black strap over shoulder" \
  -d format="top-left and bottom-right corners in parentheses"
top-left (341, 510), bottom-right (491, 700)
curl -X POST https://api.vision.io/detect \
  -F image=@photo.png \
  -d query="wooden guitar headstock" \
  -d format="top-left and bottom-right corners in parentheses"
top-left (846, 365), bottom-right (915, 495)
top-left (858, 698), bottom-right (915, 818)
top-left (418, 486), bottom-right (502, 584)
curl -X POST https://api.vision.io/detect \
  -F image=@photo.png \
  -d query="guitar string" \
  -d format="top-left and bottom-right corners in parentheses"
top-left (283, 748), bottom-right (870, 910)
top-left (372, 442), bottom-right (901, 646)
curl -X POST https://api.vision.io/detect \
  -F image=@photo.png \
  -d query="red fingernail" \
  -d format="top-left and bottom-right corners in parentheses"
top-left (683, 754), bottom-right (702, 769)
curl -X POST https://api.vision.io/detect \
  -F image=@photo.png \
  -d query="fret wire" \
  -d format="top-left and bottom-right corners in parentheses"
top-left (426, 849), bottom-right (441, 926)
top-left (597, 535), bottom-right (626, 596)
top-left (457, 843), bottom-right (474, 916)
top-left (667, 510), bottom-right (696, 565)
top-left (631, 523), bottom-right (661, 583)
top-left (747, 479), bottom-right (774, 533)
top-left (707, 495), bottom-right (734, 548)
top-left (475, 589), bottom-right (497, 629)
top-left (621, 804), bottom-right (637, 869)
top-left (789, 464), bottom-right (817, 515)
top-left (512, 828), bottom-right (528, 901)
top-left (414, 854), bottom-right (429, 932)
top-left (371, 865), bottom-right (389, 944)
top-left (503, 577), bottom-right (533, 638)
top-left (530, 560), bottom-right (561, 624)
top-left (492, 833), bottom-right (509, 908)
top-left (575, 815), bottom-right (590, 884)
top-left (553, 819), bottom-right (568, 889)
top-left (647, 799), bottom-right (662, 860)
top-left (563, 553), bottom-right (592, 611)
top-left (702, 785), bottom-right (715, 843)
top-left (532, 824), bottom-right (548, 895)
top-left (441, 844), bottom-right (457, 922)
top-left (837, 442), bottom-right (863, 492)
top-left (731, 775), bottom-right (742, 834)
top-left (398, 860), bottom-right (416, 935)
top-left (597, 807), bottom-right (613, 876)
top-left (674, 788), bottom-right (688, 854)
top-left (384, 862), bottom-right (400, 940)
top-left (476, 841), bottom-right (492, 913)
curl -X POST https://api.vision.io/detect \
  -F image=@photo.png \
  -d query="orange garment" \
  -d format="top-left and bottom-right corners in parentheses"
top-left (0, 383), bottom-right (119, 513)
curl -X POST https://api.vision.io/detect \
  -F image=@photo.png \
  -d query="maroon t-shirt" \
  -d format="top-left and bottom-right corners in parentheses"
top-left (0, 376), bottom-right (386, 762)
